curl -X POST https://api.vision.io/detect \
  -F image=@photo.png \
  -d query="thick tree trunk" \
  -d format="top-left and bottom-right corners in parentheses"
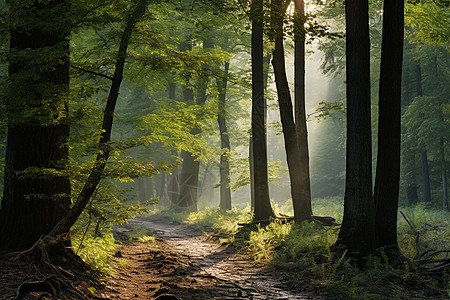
top-left (176, 38), bottom-right (211, 212)
top-left (373, 0), bottom-right (404, 250)
top-left (0, 0), bottom-right (71, 251)
top-left (250, 53), bottom-right (271, 210)
top-left (217, 61), bottom-right (232, 211)
top-left (335, 0), bottom-right (375, 257)
top-left (294, 0), bottom-right (312, 221)
top-left (251, 0), bottom-right (274, 221)
top-left (47, 0), bottom-right (148, 238)
top-left (178, 149), bottom-right (199, 211)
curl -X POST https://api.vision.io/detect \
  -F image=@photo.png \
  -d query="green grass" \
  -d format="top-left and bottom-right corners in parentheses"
top-left (72, 230), bottom-right (117, 274)
top-left (174, 198), bottom-right (449, 299)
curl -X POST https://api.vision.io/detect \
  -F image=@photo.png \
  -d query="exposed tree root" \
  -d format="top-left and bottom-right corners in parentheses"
top-left (0, 236), bottom-right (98, 299)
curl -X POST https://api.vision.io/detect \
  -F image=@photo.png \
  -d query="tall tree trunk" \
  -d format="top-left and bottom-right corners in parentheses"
top-left (402, 62), bottom-right (419, 205)
top-left (414, 62), bottom-right (432, 205)
top-left (421, 149), bottom-right (432, 204)
top-left (271, 0), bottom-right (311, 222)
top-left (440, 137), bottom-right (448, 210)
top-left (251, 0), bottom-right (274, 221)
top-left (404, 145), bottom-right (419, 205)
top-left (217, 61), bottom-right (232, 211)
top-left (335, 0), bottom-right (375, 257)
top-left (177, 38), bottom-right (211, 212)
top-left (0, 0), bottom-right (71, 251)
top-left (145, 177), bottom-right (154, 200)
top-left (294, 0), bottom-right (312, 221)
top-left (373, 0), bottom-right (404, 250)
top-left (137, 177), bottom-right (146, 202)
top-left (178, 149), bottom-right (200, 211)
top-left (250, 53), bottom-right (271, 210)
top-left (166, 83), bottom-right (179, 207)
top-left (249, 135), bottom-right (255, 209)
top-left (159, 172), bottom-right (166, 206)
top-left (168, 151), bottom-right (180, 207)
top-left (47, 0), bottom-right (148, 238)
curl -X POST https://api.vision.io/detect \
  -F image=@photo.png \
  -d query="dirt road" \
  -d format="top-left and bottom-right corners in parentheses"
top-left (102, 214), bottom-right (318, 300)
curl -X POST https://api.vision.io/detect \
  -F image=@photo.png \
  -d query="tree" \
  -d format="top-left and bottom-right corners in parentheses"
top-left (335, 0), bottom-right (375, 257)
top-left (217, 61), bottom-right (232, 210)
top-left (270, 0), bottom-right (312, 222)
top-left (373, 0), bottom-right (404, 250)
top-left (47, 0), bottom-right (148, 239)
top-left (293, 0), bottom-right (312, 221)
top-left (0, 0), bottom-right (72, 251)
top-left (251, 0), bottom-right (274, 221)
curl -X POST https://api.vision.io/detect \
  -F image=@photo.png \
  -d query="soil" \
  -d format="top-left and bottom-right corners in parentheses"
top-left (1, 214), bottom-right (447, 299)
top-left (0, 214), bottom-right (320, 300)
top-left (100, 214), bottom-right (321, 300)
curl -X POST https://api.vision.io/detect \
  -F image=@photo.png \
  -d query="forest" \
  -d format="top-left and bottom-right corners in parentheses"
top-left (0, 0), bottom-right (448, 299)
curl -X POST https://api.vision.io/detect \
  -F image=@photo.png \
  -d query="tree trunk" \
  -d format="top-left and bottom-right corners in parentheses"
top-left (251, 0), bottom-right (274, 221)
top-left (0, 0), bottom-right (71, 251)
top-left (217, 61), bottom-right (232, 211)
top-left (159, 172), bottom-right (166, 206)
top-left (414, 62), bottom-right (432, 205)
top-left (294, 0), bottom-right (312, 221)
top-left (250, 53), bottom-right (271, 210)
top-left (440, 137), bottom-right (448, 210)
top-left (421, 149), bottom-right (432, 204)
top-left (271, 0), bottom-right (311, 222)
top-left (178, 149), bottom-right (200, 211)
top-left (401, 58), bottom-right (419, 205)
top-left (166, 83), bottom-right (179, 207)
top-left (335, 0), bottom-right (375, 257)
top-left (404, 145), bottom-right (419, 205)
top-left (168, 152), bottom-right (180, 207)
top-left (373, 0), bottom-right (404, 250)
top-left (137, 177), bottom-right (146, 202)
top-left (47, 0), bottom-right (148, 239)
top-left (176, 38), bottom-right (211, 212)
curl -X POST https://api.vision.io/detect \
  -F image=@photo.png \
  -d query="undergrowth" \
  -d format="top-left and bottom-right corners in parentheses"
top-left (71, 230), bottom-right (117, 274)
top-left (176, 199), bottom-right (449, 299)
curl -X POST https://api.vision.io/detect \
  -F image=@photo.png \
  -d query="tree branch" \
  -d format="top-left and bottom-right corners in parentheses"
top-left (69, 64), bottom-right (113, 80)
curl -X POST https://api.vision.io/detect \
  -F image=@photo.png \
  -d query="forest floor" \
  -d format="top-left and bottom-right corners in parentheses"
top-left (1, 213), bottom-right (447, 299)
top-left (100, 214), bottom-right (326, 300)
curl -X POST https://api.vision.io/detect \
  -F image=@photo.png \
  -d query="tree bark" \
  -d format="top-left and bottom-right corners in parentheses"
top-left (294, 0), bottom-right (312, 221)
top-left (271, 0), bottom-right (311, 222)
top-left (335, 0), bottom-right (375, 257)
top-left (166, 83), bottom-right (180, 207)
top-left (440, 137), bottom-right (448, 210)
top-left (421, 149), bottom-right (432, 204)
top-left (373, 0), bottom-right (404, 250)
top-left (47, 0), bottom-right (148, 238)
top-left (0, 0), bottom-right (71, 251)
top-left (401, 58), bottom-right (419, 205)
top-left (176, 38), bottom-right (211, 212)
top-left (217, 61), bottom-right (232, 211)
top-left (251, 0), bottom-right (274, 221)
top-left (250, 53), bottom-right (271, 210)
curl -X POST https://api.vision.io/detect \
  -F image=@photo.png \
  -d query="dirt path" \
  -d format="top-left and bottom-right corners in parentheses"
top-left (101, 215), bottom-right (319, 300)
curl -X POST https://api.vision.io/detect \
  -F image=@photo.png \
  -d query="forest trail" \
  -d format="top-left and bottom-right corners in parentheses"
top-left (102, 214), bottom-right (319, 300)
